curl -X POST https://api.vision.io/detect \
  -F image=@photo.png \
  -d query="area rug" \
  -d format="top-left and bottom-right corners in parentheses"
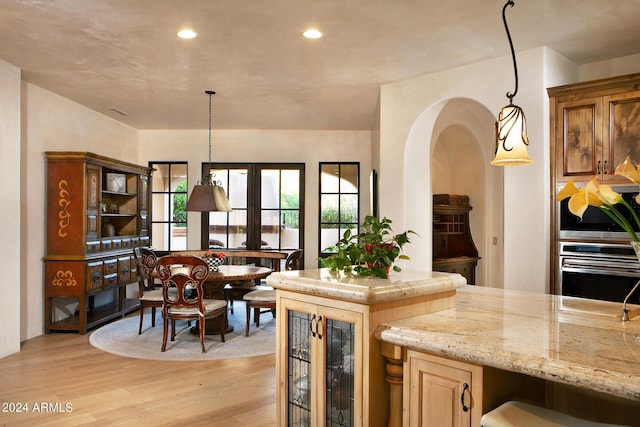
top-left (89, 301), bottom-right (276, 361)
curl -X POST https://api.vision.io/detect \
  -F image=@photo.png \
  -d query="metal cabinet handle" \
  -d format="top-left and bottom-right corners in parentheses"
top-left (310, 314), bottom-right (317, 337)
top-left (603, 160), bottom-right (608, 174)
top-left (316, 315), bottom-right (323, 340)
top-left (597, 160), bottom-right (601, 175)
top-left (460, 383), bottom-right (469, 412)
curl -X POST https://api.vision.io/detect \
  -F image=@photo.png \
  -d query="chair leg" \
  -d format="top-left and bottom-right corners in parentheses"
top-left (151, 307), bottom-right (156, 327)
top-left (254, 307), bottom-right (261, 327)
top-left (161, 317), bottom-right (168, 352)
top-left (245, 302), bottom-right (251, 337)
top-left (220, 313), bottom-right (226, 343)
top-left (138, 307), bottom-right (144, 335)
top-left (171, 319), bottom-right (176, 341)
top-left (200, 317), bottom-right (206, 353)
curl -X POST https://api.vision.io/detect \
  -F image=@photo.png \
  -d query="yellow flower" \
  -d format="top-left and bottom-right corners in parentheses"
top-left (615, 156), bottom-right (640, 204)
top-left (557, 178), bottom-right (621, 219)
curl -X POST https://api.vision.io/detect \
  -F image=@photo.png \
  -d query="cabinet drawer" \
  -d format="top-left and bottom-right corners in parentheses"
top-left (118, 256), bottom-right (131, 284)
top-left (112, 239), bottom-right (122, 250)
top-left (103, 258), bottom-right (118, 275)
top-left (121, 237), bottom-right (131, 249)
top-left (86, 240), bottom-right (101, 253)
top-left (101, 239), bottom-right (113, 251)
top-left (103, 273), bottom-right (118, 288)
top-left (86, 261), bottom-right (103, 293)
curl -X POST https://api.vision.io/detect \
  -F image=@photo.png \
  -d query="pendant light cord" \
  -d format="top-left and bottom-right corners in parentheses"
top-left (502, 0), bottom-right (518, 103)
top-left (205, 90), bottom-right (215, 183)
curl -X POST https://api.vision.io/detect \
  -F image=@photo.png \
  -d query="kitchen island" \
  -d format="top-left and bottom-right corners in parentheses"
top-left (375, 285), bottom-right (640, 426)
top-left (267, 268), bottom-right (466, 427)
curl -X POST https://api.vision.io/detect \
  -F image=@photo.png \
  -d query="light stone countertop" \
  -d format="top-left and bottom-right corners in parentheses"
top-left (266, 268), bottom-right (466, 304)
top-left (375, 285), bottom-right (640, 402)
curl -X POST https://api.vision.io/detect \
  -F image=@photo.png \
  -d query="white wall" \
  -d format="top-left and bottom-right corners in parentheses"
top-left (0, 59), bottom-right (22, 358)
top-left (380, 48), bottom-right (552, 292)
top-left (21, 85), bottom-right (138, 342)
top-left (138, 129), bottom-right (372, 268)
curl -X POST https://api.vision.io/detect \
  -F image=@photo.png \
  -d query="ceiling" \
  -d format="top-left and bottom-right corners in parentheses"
top-left (2, 0), bottom-right (640, 130)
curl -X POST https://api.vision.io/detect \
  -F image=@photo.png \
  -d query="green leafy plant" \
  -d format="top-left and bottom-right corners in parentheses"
top-left (319, 216), bottom-right (416, 278)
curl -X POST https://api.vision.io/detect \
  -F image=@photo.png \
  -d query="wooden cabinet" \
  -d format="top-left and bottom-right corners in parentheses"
top-left (279, 295), bottom-right (363, 426)
top-left (405, 351), bottom-right (483, 427)
top-left (44, 152), bottom-right (152, 334)
top-left (549, 73), bottom-right (640, 183)
top-left (432, 194), bottom-right (479, 285)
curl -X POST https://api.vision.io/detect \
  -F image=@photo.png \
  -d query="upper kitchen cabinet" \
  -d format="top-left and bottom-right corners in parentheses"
top-left (549, 73), bottom-right (640, 184)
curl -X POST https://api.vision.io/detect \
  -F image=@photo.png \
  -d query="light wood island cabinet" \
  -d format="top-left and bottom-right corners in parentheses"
top-left (44, 152), bottom-right (152, 334)
top-left (267, 268), bottom-right (466, 427)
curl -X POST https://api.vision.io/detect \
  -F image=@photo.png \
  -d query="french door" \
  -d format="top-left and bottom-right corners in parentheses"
top-left (199, 163), bottom-right (304, 261)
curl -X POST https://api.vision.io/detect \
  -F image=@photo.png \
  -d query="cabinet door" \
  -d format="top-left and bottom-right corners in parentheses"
top-left (604, 91), bottom-right (640, 178)
top-left (281, 298), bottom-right (361, 427)
top-left (86, 163), bottom-right (100, 240)
top-left (555, 97), bottom-right (603, 181)
top-left (406, 351), bottom-right (479, 427)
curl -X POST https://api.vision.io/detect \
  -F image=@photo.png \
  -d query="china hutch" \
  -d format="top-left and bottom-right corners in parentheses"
top-left (44, 152), bottom-right (152, 334)
top-left (432, 194), bottom-right (479, 285)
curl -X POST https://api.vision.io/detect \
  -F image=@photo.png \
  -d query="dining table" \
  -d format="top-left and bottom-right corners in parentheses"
top-left (195, 264), bottom-right (273, 335)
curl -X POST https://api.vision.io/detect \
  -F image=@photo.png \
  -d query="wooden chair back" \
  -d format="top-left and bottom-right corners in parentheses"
top-left (133, 247), bottom-right (158, 295)
top-left (156, 255), bottom-right (209, 317)
top-left (285, 249), bottom-right (303, 271)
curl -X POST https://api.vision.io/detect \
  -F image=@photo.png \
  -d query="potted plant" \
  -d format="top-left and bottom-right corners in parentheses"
top-left (320, 216), bottom-right (416, 278)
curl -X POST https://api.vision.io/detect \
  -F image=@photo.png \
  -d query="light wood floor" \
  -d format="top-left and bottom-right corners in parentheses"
top-left (0, 331), bottom-right (276, 426)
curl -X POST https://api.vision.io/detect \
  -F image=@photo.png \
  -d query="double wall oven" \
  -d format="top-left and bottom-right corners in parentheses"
top-left (557, 185), bottom-right (640, 303)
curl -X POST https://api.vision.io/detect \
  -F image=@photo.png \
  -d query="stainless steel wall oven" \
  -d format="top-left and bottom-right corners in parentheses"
top-left (559, 242), bottom-right (640, 303)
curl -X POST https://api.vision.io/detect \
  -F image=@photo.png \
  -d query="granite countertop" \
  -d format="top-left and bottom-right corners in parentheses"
top-left (375, 285), bottom-right (640, 402)
top-left (266, 268), bottom-right (466, 304)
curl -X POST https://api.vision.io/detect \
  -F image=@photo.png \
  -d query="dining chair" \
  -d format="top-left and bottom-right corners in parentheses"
top-left (156, 255), bottom-right (227, 352)
top-left (133, 247), bottom-right (163, 335)
top-left (243, 249), bottom-right (303, 336)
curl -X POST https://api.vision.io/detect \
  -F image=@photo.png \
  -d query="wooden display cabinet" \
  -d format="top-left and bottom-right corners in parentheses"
top-left (44, 152), bottom-right (152, 334)
top-left (432, 194), bottom-right (479, 285)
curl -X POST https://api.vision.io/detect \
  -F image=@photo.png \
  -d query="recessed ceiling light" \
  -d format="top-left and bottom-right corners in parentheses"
top-left (177, 29), bottom-right (197, 39)
top-left (303, 28), bottom-right (322, 39)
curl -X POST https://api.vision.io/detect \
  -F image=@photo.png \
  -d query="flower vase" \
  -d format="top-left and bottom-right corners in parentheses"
top-left (205, 256), bottom-right (223, 271)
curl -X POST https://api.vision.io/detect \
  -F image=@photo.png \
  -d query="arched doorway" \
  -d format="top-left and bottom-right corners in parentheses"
top-left (404, 98), bottom-right (504, 288)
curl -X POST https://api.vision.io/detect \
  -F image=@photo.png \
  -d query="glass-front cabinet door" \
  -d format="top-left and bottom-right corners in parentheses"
top-left (282, 298), bottom-right (362, 427)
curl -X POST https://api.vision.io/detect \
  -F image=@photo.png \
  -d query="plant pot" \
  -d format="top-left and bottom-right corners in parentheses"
top-left (364, 243), bottom-right (395, 274)
top-left (205, 256), bottom-right (223, 271)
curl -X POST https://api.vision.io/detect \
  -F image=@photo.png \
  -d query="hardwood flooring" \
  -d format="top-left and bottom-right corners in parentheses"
top-left (0, 332), bottom-right (276, 426)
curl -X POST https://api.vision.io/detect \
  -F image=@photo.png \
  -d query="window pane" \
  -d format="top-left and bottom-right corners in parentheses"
top-left (321, 164), bottom-right (339, 193)
top-left (282, 170), bottom-right (300, 209)
top-left (152, 222), bottom-right (167, 250)
top-left (321, 194), bottom-right (339, 223)
top-left (170, 165), bottom-right (188, 192)
top-left (340, 164), bottom-right (359, 193)
top-left (228, 169), bottom-right (247, 209)
top-left (340, 194), bottom-right (359, 223)
top-left (208, 211), bottom-right (229, 248)
top-left (320, 225), bottom-right (340, 252)
top-left (152, 164), bottom-right (169, 192)
top-left (262, 169), bottom-right (280, 209)
top-left (170, 193), bottom-right (187, 224)
top-left (169, 223), bottom-right (187, 250)
top-left (261, 209), bottom-right (279, 249)
top-left (229, 209), bottom-right (247, 248)
top-left (152, 193), bottom-right (168, 222)
top-left (282, 211), bottom-right (300, 249)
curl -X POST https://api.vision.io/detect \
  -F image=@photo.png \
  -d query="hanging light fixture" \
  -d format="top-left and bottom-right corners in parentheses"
top-left (185, 90), bottom-right (232, 211)
top-left (491, 0), bottom-right (532, 166)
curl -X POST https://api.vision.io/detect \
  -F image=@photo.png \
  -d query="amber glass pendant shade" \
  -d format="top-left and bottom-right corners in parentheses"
top-left (491, 104), bottom-right (532, 166)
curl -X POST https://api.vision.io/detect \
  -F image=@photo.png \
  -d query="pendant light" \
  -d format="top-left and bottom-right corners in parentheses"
top-left (185, 90), bottom-right (232, 211)
top-left (491, 0), bottom-right (532, 166)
